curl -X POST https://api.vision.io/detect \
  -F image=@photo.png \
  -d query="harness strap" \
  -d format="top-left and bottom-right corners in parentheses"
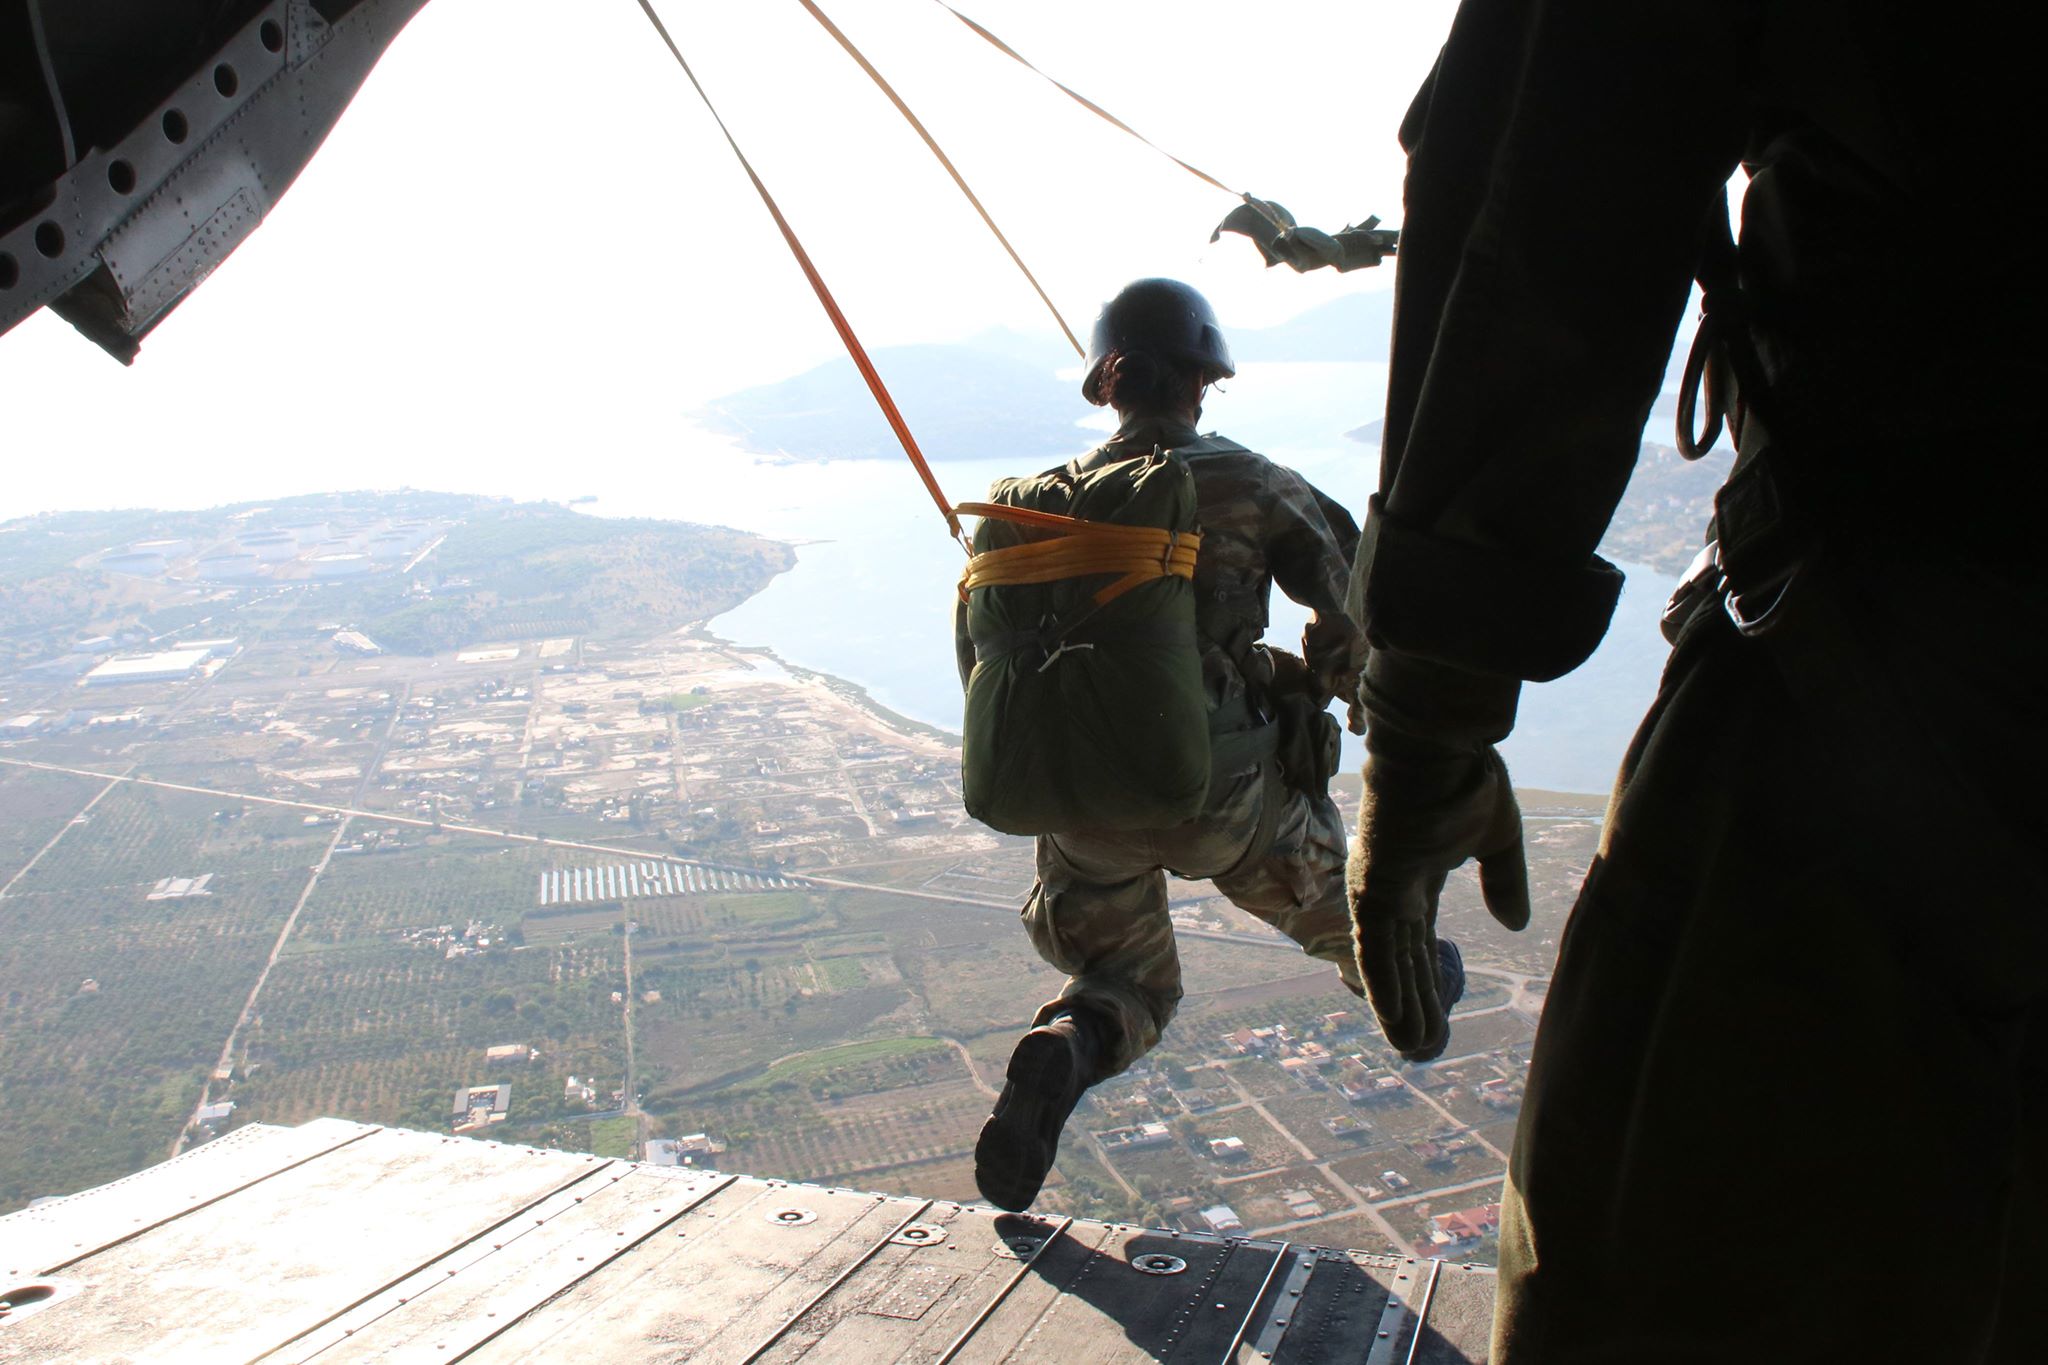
top-left (957, 502), bottom-right (1200, 609)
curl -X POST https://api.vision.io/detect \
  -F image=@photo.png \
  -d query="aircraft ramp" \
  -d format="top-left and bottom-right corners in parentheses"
top-left (0, 1119), bottom-right (1496, 1361)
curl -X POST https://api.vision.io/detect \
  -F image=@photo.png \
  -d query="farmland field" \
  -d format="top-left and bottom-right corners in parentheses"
top-left (0, 764), bottom-right (107, 875)
top-left (0, 784), bottom-right (331, 1207)
top-left (0, 770), bottom-right (1540, 1249)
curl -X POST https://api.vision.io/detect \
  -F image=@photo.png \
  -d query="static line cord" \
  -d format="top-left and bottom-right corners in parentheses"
top-left (794, 0), bottom-right (1083, 357)
top-left (929, 0), bottom-right (1289, 232)
top-left (629, 0), bottom-right (970, 552)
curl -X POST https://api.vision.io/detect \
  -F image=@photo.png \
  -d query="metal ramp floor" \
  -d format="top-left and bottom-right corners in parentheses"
top-left (0, 1119), bottom-right (1495, 1362)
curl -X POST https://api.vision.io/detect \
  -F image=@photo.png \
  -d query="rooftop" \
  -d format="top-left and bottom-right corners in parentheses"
top-left (82, 648), bottom-right (211, 683)
top-left (0, 1120), bottom-right (1497, 1361)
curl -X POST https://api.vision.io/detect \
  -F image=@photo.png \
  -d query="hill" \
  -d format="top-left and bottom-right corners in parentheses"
top-left (0, 492), bottom-right (793, 668)
top-left (695, 292), bottom-right (1403, 464)
top-left (696, 342), bottom-right (1082, 464)
top-left (1230, 290), bottom-right (1395, 363)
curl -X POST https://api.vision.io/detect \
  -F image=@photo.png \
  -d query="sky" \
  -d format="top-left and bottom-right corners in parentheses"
top-left (0, 0), bottom-right (1459, 521)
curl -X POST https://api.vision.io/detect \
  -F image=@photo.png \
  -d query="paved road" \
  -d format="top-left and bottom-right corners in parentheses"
top-left (170, 682), bottom-right (410, 1157)
top-left (621, 919), bottom-right (644, 1155)
top-left (0, 755), bottom-right (1010, 911)
top-left (0, 767), bottom-right (130, 902)
top-left (174, 815), bottom-right (351, 1156)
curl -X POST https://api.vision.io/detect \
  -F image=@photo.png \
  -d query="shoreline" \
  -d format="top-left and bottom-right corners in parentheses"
top-left (686, 625), bottom-right (963, 748)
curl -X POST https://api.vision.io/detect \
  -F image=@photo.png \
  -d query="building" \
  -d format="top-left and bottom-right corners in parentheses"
top-left (1098, 1122), bottom-right (1173, 1152)
top-left (1429, 1204), bottom-right (1503, 1248)
top-left (1199, 1205), bottom-right (1244, 1234)
top-left (147, 874), bottom-right (214, 900)
top-left (84, 648), bottom-right (211, 687)
top-left (196, 1101), bottom-right (235, 1125)
top-left (647, 1133), bottom-right (725, 1167)
top-left (451, 1084), bottom-right (511, 1133)
top-left (484, 1044), bottom-right (527, 1064)
top-left (332, 629), bottom-right (383, 655)
top-left (1281, 1190), bottom-right (1326, 1219)
top-left (1208, 1136), bottom-right (1249, 1161)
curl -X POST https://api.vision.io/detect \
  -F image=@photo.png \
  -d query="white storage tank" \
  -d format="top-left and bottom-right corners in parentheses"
top-left (100, 551), bottom-right (167, 578)
top-left (239, 534), bottom-right (298, 563)
top-left (196, 553), bottom-right (263, 581)
top-left (279, 521), bottom-right (330, 546)
top-left (128, 537), bottom-right (192, 559)
top-left (310, 553), bottom-right (372, 579)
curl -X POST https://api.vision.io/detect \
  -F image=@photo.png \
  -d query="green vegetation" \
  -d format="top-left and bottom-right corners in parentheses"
top-left (0, 490), bottom-right (792, 671)
top-left (0, 765), bottom-right (105, 876)
top-left (730, 1037), bottom-right (953, 1093)
top-left (0, 785), bottom-right (329, 1208)
top-left (0, 747), bottom-right (1529, 1240)
top-left (315, 502), bottom-right (792, 654)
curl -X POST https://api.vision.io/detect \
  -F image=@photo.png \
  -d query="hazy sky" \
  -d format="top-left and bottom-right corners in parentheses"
top-left (0, 0), bottom-right (1458, 520)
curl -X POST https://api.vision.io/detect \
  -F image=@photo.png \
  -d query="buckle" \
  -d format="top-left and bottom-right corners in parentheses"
top-left (1723, 557), bottom-right (1800, 637)
top-left (1659, 541), bottom-right (1726, 645)
top-left (1659, 538), bottom-right (1803, 643)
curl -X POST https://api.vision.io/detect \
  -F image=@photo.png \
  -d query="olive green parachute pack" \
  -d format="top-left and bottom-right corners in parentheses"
top-left (959, 448), bottom-right (1211, 835)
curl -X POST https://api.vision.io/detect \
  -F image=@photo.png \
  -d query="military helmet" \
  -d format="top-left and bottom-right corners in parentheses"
top-left (1081, 278), bottom-right (1235, 405)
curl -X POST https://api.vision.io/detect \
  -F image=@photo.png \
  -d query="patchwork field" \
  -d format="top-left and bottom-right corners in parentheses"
top-left (0, 762), bottom-right (1552, 1255)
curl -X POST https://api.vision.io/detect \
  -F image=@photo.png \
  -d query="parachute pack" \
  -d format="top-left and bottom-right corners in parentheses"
top-left (959, 449), bottom-right (1211, 835)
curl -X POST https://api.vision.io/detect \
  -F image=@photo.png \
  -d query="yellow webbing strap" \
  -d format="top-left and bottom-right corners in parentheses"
top-left (957, 501), bottom-right (1200, 607)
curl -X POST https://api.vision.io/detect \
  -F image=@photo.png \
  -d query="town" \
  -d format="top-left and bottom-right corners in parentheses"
top-left (0, 492), bottom-right (1607, 1264)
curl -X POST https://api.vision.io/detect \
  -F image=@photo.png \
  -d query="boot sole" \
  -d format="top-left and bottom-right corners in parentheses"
top-left (973, 1028), bottom-right (1077, 1213)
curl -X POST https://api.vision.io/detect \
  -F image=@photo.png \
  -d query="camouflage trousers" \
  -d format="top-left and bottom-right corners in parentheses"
top-left (1022, 761), bottom-right (1364, 1080)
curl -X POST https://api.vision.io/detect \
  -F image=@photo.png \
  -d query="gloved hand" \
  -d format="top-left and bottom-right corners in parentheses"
top-left (1349, 723), bottom-right (1530, 1057)
top-left (1302, 612), bottom-right (1367, 734)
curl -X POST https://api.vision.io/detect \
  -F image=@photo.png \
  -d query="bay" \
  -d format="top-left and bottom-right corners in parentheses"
top-left (587, 361), bottom-right (1681, 798)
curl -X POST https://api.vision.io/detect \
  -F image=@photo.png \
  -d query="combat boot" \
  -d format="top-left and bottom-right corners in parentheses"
top-left (974, 1012), bottom-right (1101, 1212)
top-left (1399, 939), bottom-right (1466, 1064)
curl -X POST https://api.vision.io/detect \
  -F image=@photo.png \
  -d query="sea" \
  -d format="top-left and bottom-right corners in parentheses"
top-left (583, 362), bottom-right (1681, 798)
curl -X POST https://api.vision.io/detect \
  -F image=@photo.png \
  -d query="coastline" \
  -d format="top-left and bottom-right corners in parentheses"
top-left (687, 626), bottom-right (963, 748)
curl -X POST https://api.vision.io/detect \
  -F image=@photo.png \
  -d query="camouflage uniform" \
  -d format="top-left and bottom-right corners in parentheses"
top-left (992, 414), bottom-right (1366, 1080)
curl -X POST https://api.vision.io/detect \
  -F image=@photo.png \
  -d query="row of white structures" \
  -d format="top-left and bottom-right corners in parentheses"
top-left (536, 861), bottom-right (804, 905)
